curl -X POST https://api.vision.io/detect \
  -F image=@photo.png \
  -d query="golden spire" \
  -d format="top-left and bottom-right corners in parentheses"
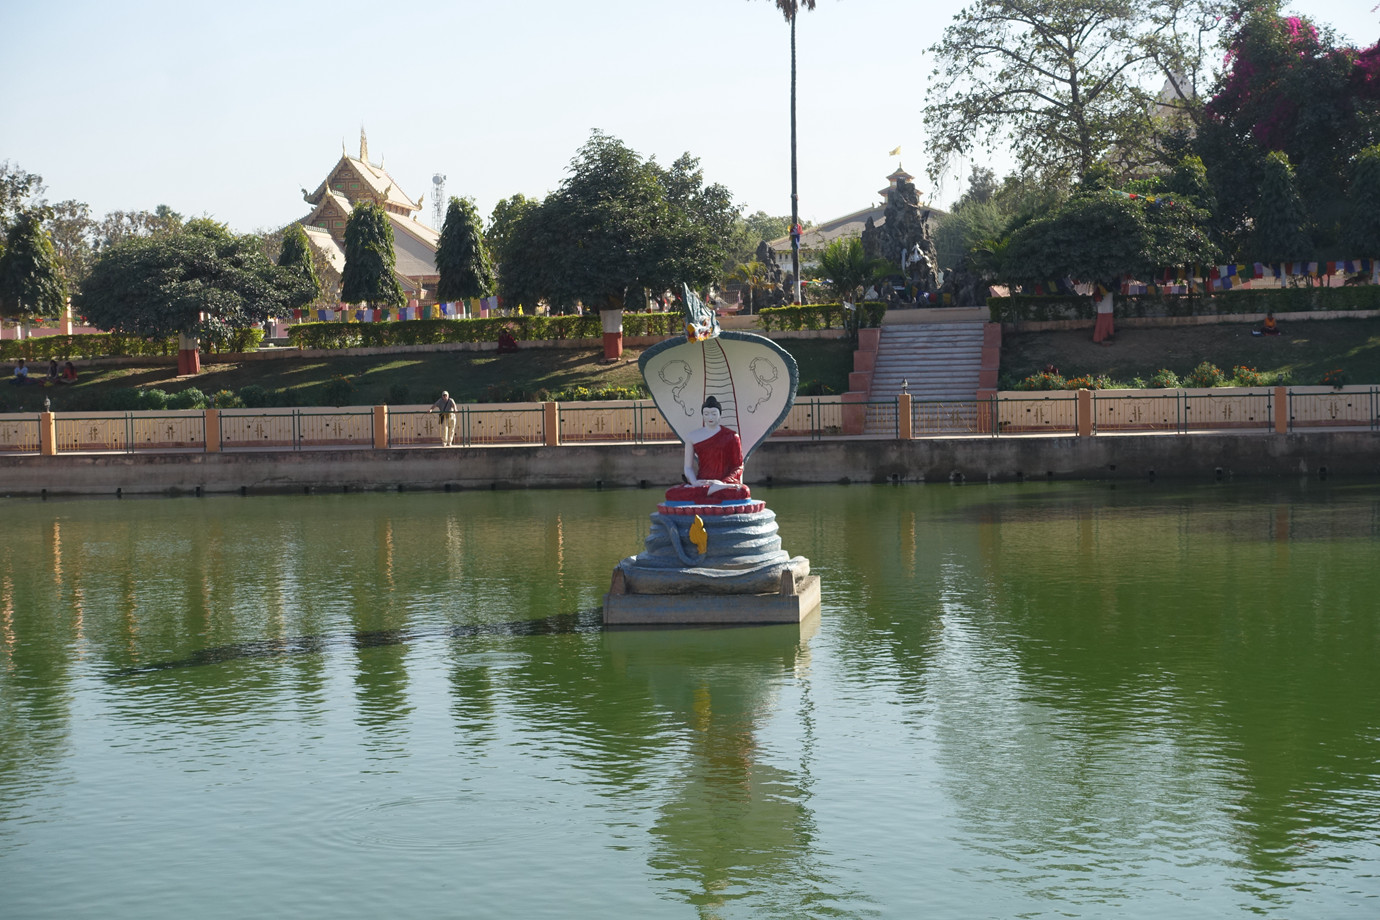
top-left (360, 127), bottom-right (369, 164)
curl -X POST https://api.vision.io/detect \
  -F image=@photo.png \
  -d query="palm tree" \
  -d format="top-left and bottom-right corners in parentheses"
top-left (728, 259), bottom-right (770, 313)
top-left (818, 237), bottom-right (891, 339)
top-left (764, 1), bottom-right (817, 304)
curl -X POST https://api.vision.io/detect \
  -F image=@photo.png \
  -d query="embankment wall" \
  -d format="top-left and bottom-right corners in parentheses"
top-left (3, 431), bottom-right (1376, 498)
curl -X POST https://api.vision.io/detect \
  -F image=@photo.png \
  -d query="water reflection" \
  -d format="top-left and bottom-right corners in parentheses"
top-left (0, 484), bottom-right (1378, 918)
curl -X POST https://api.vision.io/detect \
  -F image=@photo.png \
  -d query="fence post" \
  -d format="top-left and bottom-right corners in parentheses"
top-left (544, 402), bottom-right (560, 447)
top-left (1076, 389), bottom-right (1092, 437)
top-left (373, 405), bottom-right (389, 449)
top-left (204, 409), bottom-right (220, 453)
top-left (1273, 385), bottom-right (1288, 434)
top-left (39, 411), bottom-right (56, 456)
top-left (897, 393), bottom-right (913, 439)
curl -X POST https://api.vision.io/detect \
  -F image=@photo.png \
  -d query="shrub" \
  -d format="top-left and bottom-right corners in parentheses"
top-left (798, 379), bottom-right (836, 396)
top-left (1320, 368), bottom-right (1348, 388)
top-left (170, 387), bottom-right (208, 410)
top-left (212, 389), bottom-right (244, 409)
top-left (547, 384), bottom-right (647, 402)
top-left (321, 375), bottom-right (355, 406)
top-left (137, 388), bottom-right (170, 410)
top-left (385, 383), bottom-right (411, 406)
top-left (1231, 365), bottom-right (1267, 387)
top-left (1148, 368), bottom-right (1181, 388)
top-left (1185, 361), bottom-right (1225, 388)
top-left (1014, 371), bottom-right (1067, 391)
top-left (1065, 374), bottom-right (1113, 390)
top-left (238, 384), bottom-right (271, 408)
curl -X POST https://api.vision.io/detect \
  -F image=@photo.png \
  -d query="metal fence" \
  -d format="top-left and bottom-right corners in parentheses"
top-left (7, 389), bottom-right (1380, 456)
top-left (1288, 388), bottom-right (1380, 431)
top-left (220, 409), bottom-right (374, 450)
top-left (54, 413), bottom-right (206, 453)
top-left (998, 394), bottom-right (1079, 435)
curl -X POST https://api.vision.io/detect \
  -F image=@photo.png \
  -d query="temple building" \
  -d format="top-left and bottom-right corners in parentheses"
top-left (298, 130), bottom-right (439, 304)
top-left (765, 165), bottom-right (946, 278)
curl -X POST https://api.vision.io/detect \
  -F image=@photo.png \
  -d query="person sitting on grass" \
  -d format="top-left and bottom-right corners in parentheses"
top-left (1261, 312), bottom-right (1280, 335)
top-left (11, 358), bottom-right (30, 385)
top-left (60, 361), bottom-right (77, 384)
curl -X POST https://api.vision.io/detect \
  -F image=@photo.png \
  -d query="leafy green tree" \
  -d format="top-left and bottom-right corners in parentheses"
top-left (0, 161), bottom-right (45, 231)
top-left (0, 211), bottom-right (66, 319)
top-left (1344, 145), bottom-right (1380, 256)
top-left (45, 199), bottom-right (97, 290)
top-left (1251, 151), bottom-right (1312, 263)
top-left (340, 202), bottom-right (406, 308)
top-left (818, 237), bottom-right (892, 304)
top-left (436, 196), bottom-right (495, 302)
top-left (728, 260), bottom-right (771, 313)
top-left (501, 132), bottom-right (737, 315)
top-left (1196, 4), bottom-right (1377, 255)
top-left (486, 194), bottom-right (539, 265)
top-left (276, 223), bottom-right (323, 309)
top-left (77, 219), bottom-right (314, 340)
top-left (96, 206), bottom-right (183, 250)
top-left (928, 0), bottom-right (1151, 187)
top-left (1003, 173), bottom-right (1219, 285)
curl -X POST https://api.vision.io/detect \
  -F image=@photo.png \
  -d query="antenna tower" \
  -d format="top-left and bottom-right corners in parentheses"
top-left (432, 174), bottom-right (447, 230)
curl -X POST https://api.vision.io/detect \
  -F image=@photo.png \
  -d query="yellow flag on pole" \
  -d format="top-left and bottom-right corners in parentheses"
top-left (888, 146), bottom-right (902, 156)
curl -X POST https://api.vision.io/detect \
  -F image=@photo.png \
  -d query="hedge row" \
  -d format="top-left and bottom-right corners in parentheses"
top-left (0, 327), bottom-right (265, 362)
top-left (287, 313), bottom-right (686, 350)
top-left (757, 302), bottom-right (887, 331)
top-left (988, 285), bottom-right (1380, 323)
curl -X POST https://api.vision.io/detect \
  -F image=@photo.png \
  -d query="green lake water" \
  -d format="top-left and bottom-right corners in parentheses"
top-left (1, 481), bottom-right (1377, 919)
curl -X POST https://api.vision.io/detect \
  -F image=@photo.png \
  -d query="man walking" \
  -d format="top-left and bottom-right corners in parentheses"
top-left (431, 390), bottom-right (458, 447)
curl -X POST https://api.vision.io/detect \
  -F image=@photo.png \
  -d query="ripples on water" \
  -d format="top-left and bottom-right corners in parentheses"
top-left (1, 483), bottom-right (1378, 918)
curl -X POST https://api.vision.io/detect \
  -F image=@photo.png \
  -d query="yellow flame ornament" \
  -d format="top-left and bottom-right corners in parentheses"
top-left (689, 515), bottom-right (708, 555)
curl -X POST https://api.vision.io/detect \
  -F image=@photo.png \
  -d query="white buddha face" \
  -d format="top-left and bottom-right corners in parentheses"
top-left (701, 406), bottom-right (721, 427)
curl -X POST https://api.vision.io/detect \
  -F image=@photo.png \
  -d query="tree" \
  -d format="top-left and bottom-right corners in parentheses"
top-left (77, 219), bottom-right (314, 341)
top-left (436, 196), bottom-right (495, 303)
top-left (45, 199), bottom-right (98, 291)
top-left (486, 194), bottom-right (539, 265)
top-left (0, 211), bottom-right (65, 320)
top-left (1002, 169), bottom-right (1219, 284)
top-left (500, 132), bottom-right (737, 314)
top-left (757, 0), bottom-right (818, 303)
top-left (817, 236), bottom-right (892, 305)
top-left (0, 161), bottom-right (45, 231)
top-left (340, 202), bottom-right (406, 308)
top-left (724, 210), bottom-right (793, 273)
top-left (276, 223), bottom-right (323, 309)
top-left (926, 0), bottom-right (1224, 188)
top-left (1196, 4), bottom-right (1379, 255)
top-left (1344, 145), bottom-right (1380, 257)
top-left (1251, 151), bottom-right (1312, 263)
top-left (95, 206), bottom-right (183, 250)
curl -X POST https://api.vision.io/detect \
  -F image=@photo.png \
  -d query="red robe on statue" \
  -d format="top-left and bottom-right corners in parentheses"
top-left (664, 426), bottom-right (752, 504)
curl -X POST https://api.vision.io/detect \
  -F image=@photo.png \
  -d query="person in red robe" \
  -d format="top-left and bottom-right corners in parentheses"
top-left (664, 396), bottom-right (752, 504)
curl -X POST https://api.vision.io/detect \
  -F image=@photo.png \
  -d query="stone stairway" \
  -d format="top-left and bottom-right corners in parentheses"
top-left (864, 322), bottom-right (989, 434)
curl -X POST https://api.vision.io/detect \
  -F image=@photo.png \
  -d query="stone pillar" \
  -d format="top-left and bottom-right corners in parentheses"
top-left (204, 408), bottom-right (220, 453)
top-left (543, 402), bottom-right (560, 446)
top-left (39, 411), bottom-right (56, 456)
top-left (177, 332), bottom-right (200, 376)
top-left (1077, 388), bottom-right (1093, 437)
top-left (61, 299), bottom-right (73, 335)
top-left (842, 392), bottom-right (867, 436)
top-left (897, 393), bottom-right (913, 439)
top-left (601, 309), bottom-right (623, 361)
top-left (373, 405), bottom-right (389, 449)
top-left (1274, 385), bottom-right (1289, 434)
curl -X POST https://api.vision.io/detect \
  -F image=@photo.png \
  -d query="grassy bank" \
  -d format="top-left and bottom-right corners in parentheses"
top-left (1001, 317), bottom-right (1380, 388)
top-left (3, 338), bottom-right (855, 412)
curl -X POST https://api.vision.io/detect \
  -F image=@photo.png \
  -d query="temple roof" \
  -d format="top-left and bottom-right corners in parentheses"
top-left (305, 154), bottom-right (423, 214)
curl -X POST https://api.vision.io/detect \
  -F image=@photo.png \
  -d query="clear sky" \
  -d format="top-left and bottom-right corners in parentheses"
top-left (2, 0), bottom-right (1376, 235)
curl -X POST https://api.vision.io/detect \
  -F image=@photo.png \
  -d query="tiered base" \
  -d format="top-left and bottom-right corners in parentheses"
top-left (603, 572), bottom-right (820, 626)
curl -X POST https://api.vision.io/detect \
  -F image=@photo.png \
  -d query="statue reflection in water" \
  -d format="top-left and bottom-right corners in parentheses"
top-left (604, 617), bottom-right (855, 916)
